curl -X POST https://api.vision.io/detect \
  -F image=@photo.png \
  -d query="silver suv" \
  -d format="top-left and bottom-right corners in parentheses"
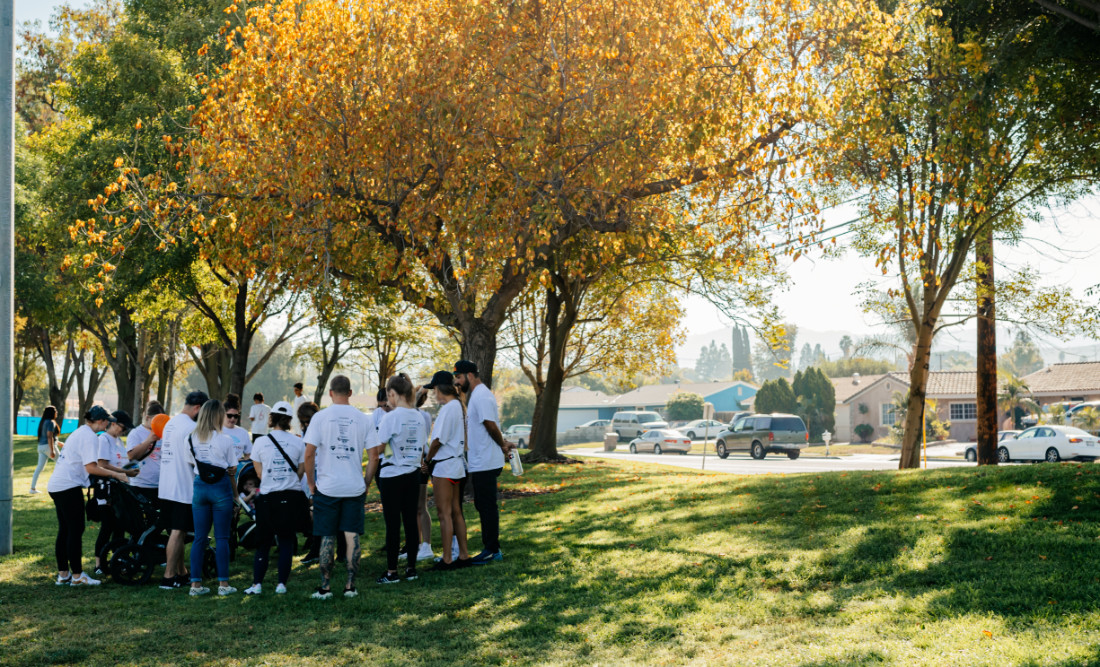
top-left (715, 413), bottom-right (808, 460)
top-left (610, 411), bottom-right (668, 441)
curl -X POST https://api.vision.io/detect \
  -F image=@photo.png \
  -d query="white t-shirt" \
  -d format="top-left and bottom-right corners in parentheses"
top-left (466, 383), bottom-right (505, 472)
top-left (249, 403), bottom-right (271, 435)
top-left (292, 394), bottom-right (308, 434)
top-left (418, 409), bottom-right (432, 437)
top-left (250, 431), bottom-right (306, 495)
top-left (46, 424), bottom-right (100, 492)
top-left (126, 424), bottom-right (161, 489)
top-left (159, 412), bottom-right (198, 504)
top-left (224, 425), bottom-right (252, 460)
top-left (429, 399), bottom-right (466, 480)
top-left (303, 403), bottom-right (374, 497)
top-left (371, 407), bottom-right (389, 433)
top-left (186, 432), bottom-right (238, 473)
top-left (374, 407), bottom-right (426, 478)
top-left (97, 432), bottom-right (127, 469)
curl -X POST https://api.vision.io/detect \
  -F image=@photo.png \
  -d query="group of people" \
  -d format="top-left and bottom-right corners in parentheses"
top-left (44, 361), bottom-right (517, 599)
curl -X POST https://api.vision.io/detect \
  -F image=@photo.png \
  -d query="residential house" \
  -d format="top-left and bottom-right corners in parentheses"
top-left (1022, 362), bottom-right (1100, 406)
top-left (555, 381), bottom-right (758, 431)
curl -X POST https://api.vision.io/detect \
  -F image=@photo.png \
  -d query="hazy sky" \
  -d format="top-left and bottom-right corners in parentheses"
top-left (20, 0), bottom-right (1100, 360)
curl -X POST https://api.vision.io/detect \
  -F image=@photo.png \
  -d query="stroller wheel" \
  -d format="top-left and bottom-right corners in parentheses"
top-left (109, 544), bottom-right (154, 586)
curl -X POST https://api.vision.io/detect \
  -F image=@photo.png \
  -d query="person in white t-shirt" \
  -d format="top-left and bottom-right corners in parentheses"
top-left (125, 401), bottom-right (165, 507)
top-left (367, 373), bottom-right (427, 584)
top-left (409, 388), bottom-right (434, 562)
top-left (302, 375), bottom-right (374, 600)
top-left (249, 393), bottom-right (271, 443)
top-left (47, 406), bottom-right (128, 586)
top-left (92, 410), bottom-right (137, 574)
top-left (421, 371), bottom-right (470, 569)
top-left (245, 401), bottom-right (307, 595)
top-left (291, 383), bottom-right (308, 435)
top-left (186, 399), bottom-right (239, 596)
top-left (157, 390), bottom-right (208, 589)
top-left (222, 394), bottom-right (252, 460)
top-left (453, 360), bottom-right (516, 564)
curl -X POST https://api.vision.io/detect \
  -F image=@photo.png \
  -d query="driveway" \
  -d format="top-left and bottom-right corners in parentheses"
top-left (569, 447), bottom-right (976, 475)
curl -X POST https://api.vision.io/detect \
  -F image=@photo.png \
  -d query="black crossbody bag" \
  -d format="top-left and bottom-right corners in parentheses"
top-left (267, 433), bottom-right (299, 474)
top-left (189, 435), bottom-right (227, 484)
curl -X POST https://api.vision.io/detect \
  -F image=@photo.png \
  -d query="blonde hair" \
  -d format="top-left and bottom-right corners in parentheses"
top-left (194, 399), bottom-right (226, 442)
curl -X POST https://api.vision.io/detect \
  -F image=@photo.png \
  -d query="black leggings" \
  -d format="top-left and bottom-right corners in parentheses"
top-left (253, 491), bottom-right (302, 585)
top-left (378, 471), bottom-right (420, 570)
top-left (471, 468), bottom-right (502, 552)
top-left (50, 487), bottom-right (86, 574)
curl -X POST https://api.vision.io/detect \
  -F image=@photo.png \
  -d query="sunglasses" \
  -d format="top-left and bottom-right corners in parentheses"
top-left (226, 413), bottom-right (241, 419)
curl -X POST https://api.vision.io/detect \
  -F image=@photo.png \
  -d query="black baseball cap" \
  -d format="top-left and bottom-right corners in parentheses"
top-left (423, 370), bottom-right (455, 389)
top-left (453, 360), bottom-right (478, 375)
top-left (111, 410), bottom-right (135, 431)
top-left (185, 390), bottom-right (209, 407)
top-left (86, 405), bottom-right (113, 422)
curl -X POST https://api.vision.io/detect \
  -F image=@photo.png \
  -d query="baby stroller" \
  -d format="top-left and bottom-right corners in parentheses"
top-left (102, 483), bottom-right (170, 586)
top-left (233, 460), bottom-right (261, 553)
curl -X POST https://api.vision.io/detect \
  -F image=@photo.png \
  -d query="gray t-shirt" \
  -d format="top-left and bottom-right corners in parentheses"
top-left (38, 419), bottom-right (56, 446)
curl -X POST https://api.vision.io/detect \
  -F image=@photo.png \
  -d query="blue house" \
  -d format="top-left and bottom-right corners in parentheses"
top-left (556, 382), bottom-right (758, 431)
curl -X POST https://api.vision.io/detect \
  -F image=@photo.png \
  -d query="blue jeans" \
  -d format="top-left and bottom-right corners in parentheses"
top-left (191, 475), bottom-right (234, 583)
top-left (31, 444), bottom-right (51, 490)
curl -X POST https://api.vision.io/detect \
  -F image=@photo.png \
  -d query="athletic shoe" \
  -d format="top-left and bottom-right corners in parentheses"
top-left (311, 587), bottom-right (333, 600)
top-left (175, 574), bottom-right (192, 585)
top-left (218, 586), bottom-right (237, 596)
top-left (376, 571), bottom-right (401, 585)
top-left (275, 583), bottom-right (287, 594)
top-left (55, 574), bottom-right (71, 586)
top-left (70, 573), bottom-right (101, 586)
top-left (159, 577), bottom-right (182, 590)
top-left (454, 557), bottom-right (474, 569)
top-left (430, 560), bottom-right (456, 572)
top-left (404, 568), bottom-right (418, 581)
top-left (93, 567), bottom-right (104, 576)
top-left (344, 586), bottom-right (358, 598)
top-left (417, 543), bottom-right (435, 561)
top-left (244, 584), bottom-right (262, 595)
top-left (189, 586), bottom-right (210, 596)
top-left (470, 549), bottom-right (503, 565)
top-left (301, 556), bottom-right (319, 566)
top-left (29, 489), bottom-right (40, 494)
top-left (452, 536), bottom-right (459, 560)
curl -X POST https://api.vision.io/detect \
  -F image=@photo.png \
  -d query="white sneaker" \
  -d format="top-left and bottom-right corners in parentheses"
top-left (29, 489), bottom-right (40, 494)
top-left (244, 583), bottom-right (262, 595)
top-left (55, 574), bottom-right (71, 586)
top-left (417, 543), bottom-right (434, 561)
top-left (70, 573), bottom-right (101, 586)
top-left (452, 536), bottom-right (459, 560)
top-left (218, 586), bottom-right (237, 596)
top-left (275, 583), bottom-right (287, 594)
top-left (189, 586), bottom-right (210, 596)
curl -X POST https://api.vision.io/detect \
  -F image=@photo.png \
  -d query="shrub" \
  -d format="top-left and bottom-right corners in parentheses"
top-left (854, 423), bottom-right (875, 443)
top-left (666, 392), bottom-right (705, 421)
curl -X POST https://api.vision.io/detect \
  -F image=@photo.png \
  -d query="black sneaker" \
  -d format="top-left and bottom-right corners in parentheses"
top-left (159, 577), bottom-right (182, 590)
top-left (376, 571), bottom-right (401, 585)
top-left (175, 574), bottom-right (192, 585)
top-left (454, 557), bottom-right (474, 569)
top-left (430, 560), bottom-right (456, 572)
top-left (301, 556), bottom-right (319, 566)
top-left (404, 568), bottom-right (418, 581)
top-left (93, 567), bottom-right (104, 577)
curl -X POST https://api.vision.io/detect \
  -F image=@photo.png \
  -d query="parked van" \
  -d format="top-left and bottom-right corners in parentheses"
top-left (714, 413), bottom-right (808, 460)
top-left (610, 411), bottom-right (669, 441)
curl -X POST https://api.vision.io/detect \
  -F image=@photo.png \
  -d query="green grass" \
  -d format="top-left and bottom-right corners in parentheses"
top-left (5, 435), bottom-right (1100, 666)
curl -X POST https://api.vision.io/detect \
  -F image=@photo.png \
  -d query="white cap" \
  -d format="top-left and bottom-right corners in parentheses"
top-left (271, 401), bottom-right (294, 417)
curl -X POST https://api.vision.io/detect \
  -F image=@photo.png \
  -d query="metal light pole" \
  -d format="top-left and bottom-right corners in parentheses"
top-left (0, 0), bottom-right (14, 555)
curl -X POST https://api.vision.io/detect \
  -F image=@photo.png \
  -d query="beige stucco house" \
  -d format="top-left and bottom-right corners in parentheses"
top-left (1021, 362), bottom-right (1100, 406)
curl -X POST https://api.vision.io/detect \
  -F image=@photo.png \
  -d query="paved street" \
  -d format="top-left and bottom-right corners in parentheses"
top-left (569, 447), bottom-right (976, 475)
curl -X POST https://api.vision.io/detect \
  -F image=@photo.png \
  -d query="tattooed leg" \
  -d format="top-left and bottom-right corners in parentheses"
top-left (319, 536), bottom-right (336, 591)
top-left (345, 532), bottom-right (360, 588)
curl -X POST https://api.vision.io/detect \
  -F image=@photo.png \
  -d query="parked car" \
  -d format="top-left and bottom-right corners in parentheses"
top-left (677, 419), bottom-right (725, 440)
top-left (714, 414), bottom-right (808, 460)
top-left (574, 419), bottom-right (610, 430)
top-left (610, 411), bottom-right (669, 441)
top-left (628, 429), bottom-right (692, 455)
top-left (963, 431), bottom-right (1021, 461)
top-left (996, 425), bottom-right (1100, 462)
top-left (504, 424), bottom-right (532, 448)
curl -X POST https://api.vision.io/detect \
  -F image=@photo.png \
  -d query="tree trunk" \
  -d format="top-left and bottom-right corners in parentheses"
top-left (528, 288), bottom-right (575, 461)
top-left (975, 224), bottom-right (998, 465)
top-left (75, 350), bottom-right (105, 419)
top-left (133, 326), bottom-right (148, 418)
top-left (459, 321), bottom-right (499, 389)
top-left (110, 311), bottom-right (139, 417)
top-left (899, 324), bottom-right (935, 469)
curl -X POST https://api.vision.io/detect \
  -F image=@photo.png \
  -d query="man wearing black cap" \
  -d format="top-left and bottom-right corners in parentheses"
top-left (453, 360), bottom-right (515, 564)
top-left (158, 390), bottom-right (209, 589)
top-left (292, 382), bottom-right (308, 434)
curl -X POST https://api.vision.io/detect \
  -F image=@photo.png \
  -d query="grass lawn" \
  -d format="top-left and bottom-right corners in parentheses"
top-left (5, 435), bottom-right (1100, 665)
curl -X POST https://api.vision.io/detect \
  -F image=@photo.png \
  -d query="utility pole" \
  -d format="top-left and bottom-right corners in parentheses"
top-left (0, 0), bottom-right (14, 555)
top-left (975, 222), bottom-right (998, 465)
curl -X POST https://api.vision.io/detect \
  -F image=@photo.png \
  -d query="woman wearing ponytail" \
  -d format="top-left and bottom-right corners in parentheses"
top-left (421, 371), bottom-right (470, 570)
top-left (30, 406), bottom-right (60, 494)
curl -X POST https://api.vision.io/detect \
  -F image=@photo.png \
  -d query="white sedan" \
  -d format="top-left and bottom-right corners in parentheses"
top-left (628, 429), bottom-right (692, 455)
top-left (998, 425), bottom-right (1100, 463)
top-left (676, 420), bottom-right (726, 441)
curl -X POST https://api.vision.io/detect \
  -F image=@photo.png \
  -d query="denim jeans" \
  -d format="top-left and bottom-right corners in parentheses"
top-left (31, 444), bottom-right (51, 490)
top-left (191, 475), bottom-right (234, 582)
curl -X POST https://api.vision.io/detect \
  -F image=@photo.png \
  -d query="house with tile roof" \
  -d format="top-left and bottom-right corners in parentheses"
top-left (1022, 362), bottom-right (1100, 406)
top-left (555, 381), bottom-right (758, 431)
